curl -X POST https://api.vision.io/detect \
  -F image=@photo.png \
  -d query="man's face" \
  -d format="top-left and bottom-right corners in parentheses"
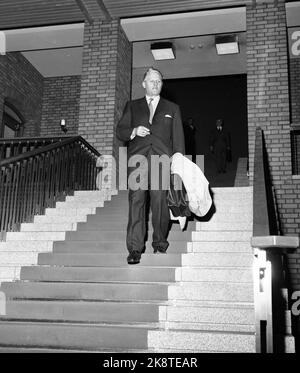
top-left (142, 71), bottom-right (162, 97)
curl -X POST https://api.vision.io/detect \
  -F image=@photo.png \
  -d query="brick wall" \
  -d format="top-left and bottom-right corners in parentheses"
top-left (290, 59), bottom-right (300, 124)
top-left (41, 76), bottom-right (81, 136)
top-left (113, 24), bottom-right (132, 177)
top-left (0, 52), bottom-right (43, 136)
top-left (247, 1), bottom-right (300, 293)
top-left (78, 19), bottom-right (132, 158)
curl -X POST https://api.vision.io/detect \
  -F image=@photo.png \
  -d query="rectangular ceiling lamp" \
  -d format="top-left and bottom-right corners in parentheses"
top-left (151, 42), bottom-right (175, 60)
top-left (215, 34), bottom-right (239, 55)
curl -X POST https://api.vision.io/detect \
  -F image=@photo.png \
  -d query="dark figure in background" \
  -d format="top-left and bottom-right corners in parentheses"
top-left (116, 67), bottom-right (185, 265)
top-left (183, 117), bottom-right (196, 163)
top-left (209, 119), bottom-right (231, 173)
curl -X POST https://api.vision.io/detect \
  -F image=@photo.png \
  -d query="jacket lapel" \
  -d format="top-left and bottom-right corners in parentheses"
top-left (152, 97), bottom-right (166, 122)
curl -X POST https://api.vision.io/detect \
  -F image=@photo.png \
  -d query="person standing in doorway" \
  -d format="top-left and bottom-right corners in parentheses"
top-left (116, 67), bottom-right (185, 264)
top-left (183, 117), bottom-right (196, 163)
top-left (209, 119), bottom-right (231, 173)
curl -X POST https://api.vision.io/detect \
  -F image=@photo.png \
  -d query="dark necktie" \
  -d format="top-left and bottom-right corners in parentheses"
top-left (148, 98), bottom-right (154, 124)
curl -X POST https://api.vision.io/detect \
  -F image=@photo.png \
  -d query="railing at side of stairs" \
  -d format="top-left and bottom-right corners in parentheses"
top-left (0, 136), bottom-right (73, 160)
top-left (252, 127), bottom-right (299, 353)
top-left (0, 136), bottom-right (100, 241)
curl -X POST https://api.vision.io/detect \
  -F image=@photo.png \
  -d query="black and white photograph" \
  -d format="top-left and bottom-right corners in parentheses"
top-left (0, 0), bottom-right (300, 366)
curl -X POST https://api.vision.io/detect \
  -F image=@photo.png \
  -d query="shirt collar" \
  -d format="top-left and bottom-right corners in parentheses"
top-left (146, 95), bottom-right (160, 104)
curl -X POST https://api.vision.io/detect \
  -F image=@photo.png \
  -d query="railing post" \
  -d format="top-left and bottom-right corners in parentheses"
top-left (253, 247), bottom-right (273, 353)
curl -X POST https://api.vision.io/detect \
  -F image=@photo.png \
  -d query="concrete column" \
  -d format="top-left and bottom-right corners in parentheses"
top-left (246, 0), bottom-right (291, 183)
top-left (78, 19), bottom-right (132, 159)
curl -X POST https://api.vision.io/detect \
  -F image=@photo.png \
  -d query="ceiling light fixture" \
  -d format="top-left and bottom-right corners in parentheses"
top-left (215, 34), bottom-right (239, 55)
top-left (151, 42), bottom-right (175, 60)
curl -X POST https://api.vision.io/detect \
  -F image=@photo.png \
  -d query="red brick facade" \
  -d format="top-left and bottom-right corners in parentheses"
top-left (78, 19), bottom-right (132, 157)
top-left (0, 52), bottom-right (43, 137)
top-left (247, 1), bottom-right (300, 291)
top-left (41, 76), bottom-right (81, 137)
top-left (290, 59), bottom-right (300, 124)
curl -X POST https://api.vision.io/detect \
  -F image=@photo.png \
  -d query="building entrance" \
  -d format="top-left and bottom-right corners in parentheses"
top-left (162, 74), bottom-right (248, 187)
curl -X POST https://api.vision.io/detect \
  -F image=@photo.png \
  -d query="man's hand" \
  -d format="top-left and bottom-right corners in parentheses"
top-left (133, 126), bottom-right (150, 137)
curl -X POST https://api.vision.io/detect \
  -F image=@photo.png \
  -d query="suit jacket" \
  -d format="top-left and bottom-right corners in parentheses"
top-left (116, 97), bottom-right (185, 157)
top-left (209, 128), bottom-right (230, 151)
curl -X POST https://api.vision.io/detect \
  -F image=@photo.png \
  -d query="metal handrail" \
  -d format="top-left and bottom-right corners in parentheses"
top-left (0, 136), bottom-right (100, 240)
top-left (251, 127), bottom-right (299, 353)
top-left (0, 136), bottom-right (73, 160)
top-left (0, 136), bottom-right (99, 166)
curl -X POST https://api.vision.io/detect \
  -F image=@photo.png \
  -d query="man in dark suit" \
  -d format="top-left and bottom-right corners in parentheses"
top-left (116, 67), bottom-right (185, 264)
top-left (209, 119), bottom-right (231, 173)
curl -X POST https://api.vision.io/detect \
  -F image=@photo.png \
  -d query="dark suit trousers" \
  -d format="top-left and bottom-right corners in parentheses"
top-left (126, 153), bottom-right (170, 254)
top-left (215, 144), bottom-right (227, 172)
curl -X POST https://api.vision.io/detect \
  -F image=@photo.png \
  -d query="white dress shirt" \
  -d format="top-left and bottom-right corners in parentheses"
top-left (130, 95), bottom-right (160, 140)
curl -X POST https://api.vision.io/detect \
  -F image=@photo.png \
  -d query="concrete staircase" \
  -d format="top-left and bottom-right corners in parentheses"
top-left (0, 189), bottom-right (116, 284)
top-left (0, 186), bottom-right (255, 353)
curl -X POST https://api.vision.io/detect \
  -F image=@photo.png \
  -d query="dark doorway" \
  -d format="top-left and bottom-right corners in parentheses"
top-left (162, 74), bottom-right (248, 187)
top-left (1, 101), bottom-right (24, 139)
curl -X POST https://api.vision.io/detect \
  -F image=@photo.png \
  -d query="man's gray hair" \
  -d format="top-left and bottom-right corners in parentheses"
top-left (143, 67), bottom-right (163, 81)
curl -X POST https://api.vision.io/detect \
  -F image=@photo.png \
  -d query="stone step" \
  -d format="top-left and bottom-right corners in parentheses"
top-left (196, 221), bottom-right (252, 231)
top-left (211, 196), bottom-right (252, 205)
top-left (92, 201), bottom-right (251, 214)
top-left (168, 282), bottom-right (254, 302)
top-left (5, 232), bottom-right (66, 241)
top-left (207, 204), bottom-right (252, 213)
top-left (0, 241), bottom-right (53, 252)
top-left (192, 231), bottom-right (252, 242)
top-left (0, 346), bottom-right (151, 353)
top-left (0, 321), bottom-right (154, 350)
top-left (38, 253), bottom-right (183, 267)
top-left (211, 187), bottom-right (252, 194)
top-left (74, 190), bottom-right (118, 197)
top-left (148, 329), bottom-right (255, 353)
top-left (0, 347), bottom-right (100, 353)
top-left (84, 214), bottom-right (136, 223)
top-left (76, 221), bottom-right (196, 232)
top-left (20, 266), bottom-right (178, 283)
top-left (2, 300), bottom-right (163, 323)
top-left (181, 252), bottom-right (253, 267)
top-left (34, 215), bottom-right (88, 224)
top-left (55, 201), bottom-right (105, 209)
top-left (164, 321), bottom-right (255, 333)
top-left (45, 207), bottom-right (97, 217)
top-left (21, 223), bottom-right (77, 232)
top-left (196, 211), bottom-right (252, 223)
top-left (0, 267), bottom-right (21, 281)
top-left (53, 241), bottom-right (188, 254)
top-left (178, 267), bottom-right (252, 283)
top-left (64, 230), bottom-right (191, 242)
top-left (1, 282), bottom-right (170, 301)
top-left (65, 195), bottom-right (107, 203)
top-left (188, 241), bottom-right (252, 253)
top-left (0, 252), bottom-right (38, 265)
top-left (37, 252), bottom-right (253, 268)
top-left (160, 304), bottom-right (255, 329)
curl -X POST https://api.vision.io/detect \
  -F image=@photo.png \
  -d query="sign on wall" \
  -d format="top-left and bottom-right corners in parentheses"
top-left (0, 31), bottom-right (6, 55)
top-left (289, 27), bottom-right (300, 59)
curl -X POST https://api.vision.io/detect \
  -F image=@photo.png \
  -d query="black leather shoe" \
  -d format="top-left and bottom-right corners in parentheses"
top-left (127, 251), bottom-right (141, 264)
top-left (153, 247), bottom-right (167, 254)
